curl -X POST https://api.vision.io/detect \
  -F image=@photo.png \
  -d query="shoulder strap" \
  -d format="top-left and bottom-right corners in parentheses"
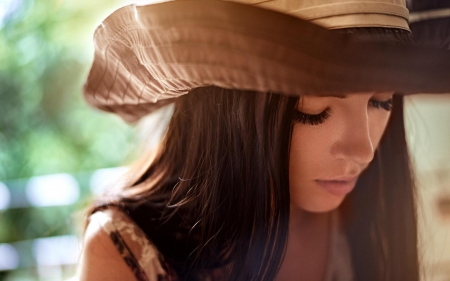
top-left (89, 207), bottom-right (174, 281)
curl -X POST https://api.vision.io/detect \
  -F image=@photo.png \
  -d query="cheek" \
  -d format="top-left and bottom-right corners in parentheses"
top-left (369, 111), bottom-right (392, 148)
top-left (289, 124), bottom-right (331, 178)
top-left (289, 124), bottom-right (343, 212)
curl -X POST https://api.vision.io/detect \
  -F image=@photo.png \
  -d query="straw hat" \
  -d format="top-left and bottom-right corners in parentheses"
top-left (83, 0), bottom-right (450, 122)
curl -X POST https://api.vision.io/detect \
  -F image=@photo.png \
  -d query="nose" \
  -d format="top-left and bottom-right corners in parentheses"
top-left (330, 110), bottom-right (375, 165)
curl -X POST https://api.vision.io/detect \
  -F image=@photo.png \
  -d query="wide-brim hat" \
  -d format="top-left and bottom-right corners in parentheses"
top-left (83, 0), bottom-right (450, 122)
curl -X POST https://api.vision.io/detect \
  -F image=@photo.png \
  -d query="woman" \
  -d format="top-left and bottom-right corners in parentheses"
top-left (77, 0), bottom-right (449, 280)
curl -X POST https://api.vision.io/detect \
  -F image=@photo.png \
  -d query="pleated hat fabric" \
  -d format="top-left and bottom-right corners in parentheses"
top-left (83, 0), bottom-right (450, 122)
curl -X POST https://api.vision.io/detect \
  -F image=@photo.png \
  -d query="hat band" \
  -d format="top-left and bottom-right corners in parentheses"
top-left (311, 13), bottom-right (409, 30)
top-left (291, 2), bottom-right (408, 20)
top-left (292, 2), bottom-right (410, 31)
top-left (234, 0), bottom-right (410, 31)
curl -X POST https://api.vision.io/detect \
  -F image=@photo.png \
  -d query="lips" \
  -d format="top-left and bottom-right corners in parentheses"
top-left (315, 177), bottom-right (358, 196)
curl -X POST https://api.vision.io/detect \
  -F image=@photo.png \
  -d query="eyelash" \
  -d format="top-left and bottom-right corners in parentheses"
top-left (293, 98), bottom-right (393, 126)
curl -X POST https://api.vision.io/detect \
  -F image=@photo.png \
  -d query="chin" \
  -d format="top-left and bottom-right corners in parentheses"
top-left (296, 196), bottom-right (346, 213)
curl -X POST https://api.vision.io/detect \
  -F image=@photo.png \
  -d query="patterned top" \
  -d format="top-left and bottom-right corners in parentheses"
top-left (89, 207), bottom-right (353, 281)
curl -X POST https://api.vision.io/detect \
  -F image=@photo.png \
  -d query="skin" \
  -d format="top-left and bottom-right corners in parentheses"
top-left (289, 92), bottom-right (394, 213)
top-left (276, 92), bottom-right (393, 281)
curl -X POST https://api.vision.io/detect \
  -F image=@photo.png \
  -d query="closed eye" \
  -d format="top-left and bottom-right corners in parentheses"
top-left (293, 109), bottom-right (330, 126)
top-left (293, 96), bottom-right (393, 126)
top-left (369, 98), bottom-right (393, 111)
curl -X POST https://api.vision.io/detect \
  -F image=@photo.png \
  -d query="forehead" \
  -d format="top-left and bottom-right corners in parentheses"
top-left (315, 94), bottom-right (348, 99)
top-left (301, 92), bottom-right (394, 99)
top-left (297, 92), bottom-right (394, 108)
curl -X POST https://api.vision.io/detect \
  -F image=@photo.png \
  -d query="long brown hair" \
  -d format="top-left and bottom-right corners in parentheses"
top-left (341, 94), bottom-right (419, 281)
top-left (87, 28), bottom-right (419, 281)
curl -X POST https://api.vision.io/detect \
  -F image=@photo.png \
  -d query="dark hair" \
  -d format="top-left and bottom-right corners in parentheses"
top-left (338, 27), bottom-right (419, 281)
top-left (87, 28), bottom-right (419, 281)
top-left (341, 94), bottom-right (419, 281)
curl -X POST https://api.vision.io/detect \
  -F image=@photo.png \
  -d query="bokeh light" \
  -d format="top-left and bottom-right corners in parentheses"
top-left (0, 182), bottom-right (11, 210)
top-left (0, 244), bottom-right (20, 271)
top-left (26, 174), bottom-right (80, 207)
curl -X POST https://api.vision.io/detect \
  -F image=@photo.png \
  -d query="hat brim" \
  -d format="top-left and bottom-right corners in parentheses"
top-left (83, 0), bottom-right (450, 122)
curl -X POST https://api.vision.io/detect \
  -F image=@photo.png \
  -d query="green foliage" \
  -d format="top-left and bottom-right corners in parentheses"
top-left (0, 0), bottom-right (136, 181)
top-left (0, 0), bottom-right (138, 279)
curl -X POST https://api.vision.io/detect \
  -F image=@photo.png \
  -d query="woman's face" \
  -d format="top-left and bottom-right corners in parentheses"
top-left (289, 92), bottom-right (394, 213)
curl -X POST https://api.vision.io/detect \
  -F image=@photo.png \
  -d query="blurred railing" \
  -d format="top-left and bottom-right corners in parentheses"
top-left (0, 167), bottom-right (128, 281)
top-left (1, 167), bottom-right (450, 281)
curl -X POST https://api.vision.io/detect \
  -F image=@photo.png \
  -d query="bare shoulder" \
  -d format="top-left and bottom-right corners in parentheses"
top-left (76, 215), bottom-right (137, 281)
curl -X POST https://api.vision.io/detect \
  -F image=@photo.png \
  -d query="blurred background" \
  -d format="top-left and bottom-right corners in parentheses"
top-left (0, 0), bottom-right (449, 280)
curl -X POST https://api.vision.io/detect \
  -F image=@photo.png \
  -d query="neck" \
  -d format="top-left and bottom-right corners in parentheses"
top-left (288, 205), bottom-right (331, 236)
top-left (275, 205), bottom-right (333, 281)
